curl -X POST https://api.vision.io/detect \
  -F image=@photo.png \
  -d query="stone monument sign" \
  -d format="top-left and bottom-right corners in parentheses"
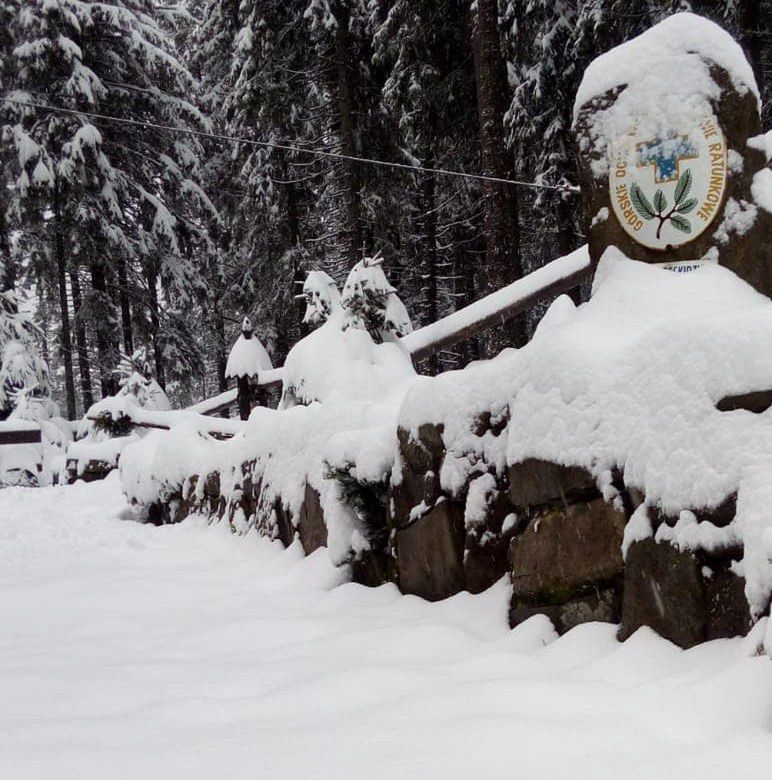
top-left (573, 13), bottom-right (772, 293)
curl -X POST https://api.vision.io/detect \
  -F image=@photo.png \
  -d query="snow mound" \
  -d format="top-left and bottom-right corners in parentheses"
top-left (280, 311), bottom-right (415, 407)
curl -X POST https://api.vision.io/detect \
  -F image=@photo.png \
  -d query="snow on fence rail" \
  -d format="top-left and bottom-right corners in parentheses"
top-left (121, 407), bottom-right (246, 438)
top-left (0, 421), bottom-right (42, 446)
top-left (402, 246), bottom-right (591, 362)
top-left (94, 248), bottom-right (591, 435)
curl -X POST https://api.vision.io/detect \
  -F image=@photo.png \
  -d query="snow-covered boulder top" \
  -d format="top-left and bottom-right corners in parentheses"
top-left (399, 250), bottom-right (772, 615)
top-left (225, 320), bottom-right (273, 379)
top-left (573, 13), bottom-right (759, 174)
top-left (575, 12), bottom-right (758, 122)
top-left (573, 12), bottom-right (771, 297)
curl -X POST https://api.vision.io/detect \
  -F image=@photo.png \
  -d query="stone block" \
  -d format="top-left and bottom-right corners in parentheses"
top-left (716, 389), bottom-right (772, 414)
top-left (351, 550), bottom-right (395, 588)
top-left (508, 459), bottom-right (598, 509)
top-left (396, 500), bottom-right (465, 601)
top-left (574, 17), bottom-right (772, 296)
top-left (619, 538), bottom-right (705, 648)
top-left (391, 424), bottom-right (444, 528)
top-left (510, 498), bottom-right (626, 601)
top-left (464, 484), bottom-right (518, 594)
top-left (510, 585), bottom-right (621, 634)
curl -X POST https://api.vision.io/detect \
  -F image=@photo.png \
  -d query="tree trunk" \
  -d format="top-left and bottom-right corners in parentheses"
top-left (334, 5), bottom-right (362, 269)
top-left (0, 206), bottom-right (15, 293)
top-left (116, 255), bottom-right (134, 356)
top-left (53, 191), bottom-right (77, 419)
top-left (69, 265), bottom-right (94, 412)
top-left (738, 0), bottom-right (765, 88)
top-left (236, 375), bottom-right (252, 421)
top-left (418, 145), bottom-right (439, 374)
top-left (90, 260), bottom-right (118, 397)
top-left (472, 0), bottom-right (525, 352)
top-left (213, 308), bottom-right (227, 394)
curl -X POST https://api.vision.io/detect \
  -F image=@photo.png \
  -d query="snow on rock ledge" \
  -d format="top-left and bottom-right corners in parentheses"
top-left (119, 245), bottom-right (772, 632)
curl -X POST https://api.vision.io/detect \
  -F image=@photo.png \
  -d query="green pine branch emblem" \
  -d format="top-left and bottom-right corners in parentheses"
top-left (630, 169), bottom-right (696, 240)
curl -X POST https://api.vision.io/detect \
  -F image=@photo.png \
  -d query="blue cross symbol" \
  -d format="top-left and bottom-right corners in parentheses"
top-left (636, 133), bottom-right (698, 183)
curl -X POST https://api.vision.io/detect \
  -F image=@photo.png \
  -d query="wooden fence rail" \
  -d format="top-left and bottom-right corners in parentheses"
top-left (0, 423), bottom-right (42, 446)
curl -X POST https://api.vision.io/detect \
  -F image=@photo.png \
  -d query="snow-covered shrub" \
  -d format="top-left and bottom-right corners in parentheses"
top-left (89, 349), bottom-right (170, 435)
top-left (281, 259), bottom-right (416, 408)
top-left (280, 310), bottom-right (416, 408)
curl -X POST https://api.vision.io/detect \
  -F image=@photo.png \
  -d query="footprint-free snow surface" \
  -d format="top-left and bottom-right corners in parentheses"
top-left (1, 477), bottom-right (771, 779)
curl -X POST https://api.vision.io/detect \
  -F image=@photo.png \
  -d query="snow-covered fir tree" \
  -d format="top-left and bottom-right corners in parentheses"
top-left (0, 287), bottom-right (50, 420)
top-left (301, 271), bottom-right (342, 327)
top-left (0, 0), bottom-right (768, 415)
top-left (2, 0), bottom-right (214, 416)
top-left (341, 255), bottom-right (412, 342)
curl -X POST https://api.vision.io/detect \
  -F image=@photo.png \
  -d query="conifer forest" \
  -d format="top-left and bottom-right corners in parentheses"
top-left (1, 0), bottom-right (770, 417)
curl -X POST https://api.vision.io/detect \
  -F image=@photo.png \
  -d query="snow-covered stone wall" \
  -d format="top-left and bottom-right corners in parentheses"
top-left (117, 251), bottom-right (772, 649)
top-left (115, 13), bottom-right (772, 651)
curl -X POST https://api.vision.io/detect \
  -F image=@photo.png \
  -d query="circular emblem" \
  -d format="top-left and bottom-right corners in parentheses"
top-left (609, 118), bottom-right (727, 250)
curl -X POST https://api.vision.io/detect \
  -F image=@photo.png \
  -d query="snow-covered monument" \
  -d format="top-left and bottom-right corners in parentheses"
top-left (106, 14), bottom-right (772, 651)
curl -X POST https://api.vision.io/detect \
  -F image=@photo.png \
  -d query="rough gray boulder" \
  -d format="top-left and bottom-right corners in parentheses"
top-left (510, 586), bottom-right (620, 635)
top-left (391, 423), bottom-right (445, 529)
top-left (619, 538), bottom-right (752, 648)
top-left (574, 31), bottom-right (772, 296)
top-left (508, 497), bottom-right (626, 633)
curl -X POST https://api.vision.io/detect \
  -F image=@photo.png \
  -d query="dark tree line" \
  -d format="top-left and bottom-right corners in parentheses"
top-left (0, 0), bottom-right (769, 418)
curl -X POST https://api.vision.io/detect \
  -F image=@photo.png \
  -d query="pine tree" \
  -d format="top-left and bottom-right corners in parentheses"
top-left (301, 270), bottom-right (342, 327)
top-left (503, 0), bottom-right (582, 298)
top-left (341, 255), bottom-right (412, 342)
top-left (373, 0), bottom-right (486, 367)
top-left (0, 287), bottom-right (51, 420)
top-left (3, 0), bottom-right (214, 413)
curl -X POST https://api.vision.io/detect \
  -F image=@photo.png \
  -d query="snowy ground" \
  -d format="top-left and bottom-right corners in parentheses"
top-left (1, 477), bottom-right (771, 779)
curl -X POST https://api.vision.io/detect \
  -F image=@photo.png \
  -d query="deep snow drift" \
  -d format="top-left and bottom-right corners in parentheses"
top-left (1, 477), bottom-right (771, 780)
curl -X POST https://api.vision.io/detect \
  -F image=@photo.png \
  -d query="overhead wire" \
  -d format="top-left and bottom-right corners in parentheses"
top-left (1, 96), bottom-right (580, 195)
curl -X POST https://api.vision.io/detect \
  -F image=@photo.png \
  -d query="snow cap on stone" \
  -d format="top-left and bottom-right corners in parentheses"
top-left (573, 12), bottom-right (760, 178)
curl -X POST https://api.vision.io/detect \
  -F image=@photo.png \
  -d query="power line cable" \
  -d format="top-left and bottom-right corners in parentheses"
top-left (1, 96), bottom-right (580, 195)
